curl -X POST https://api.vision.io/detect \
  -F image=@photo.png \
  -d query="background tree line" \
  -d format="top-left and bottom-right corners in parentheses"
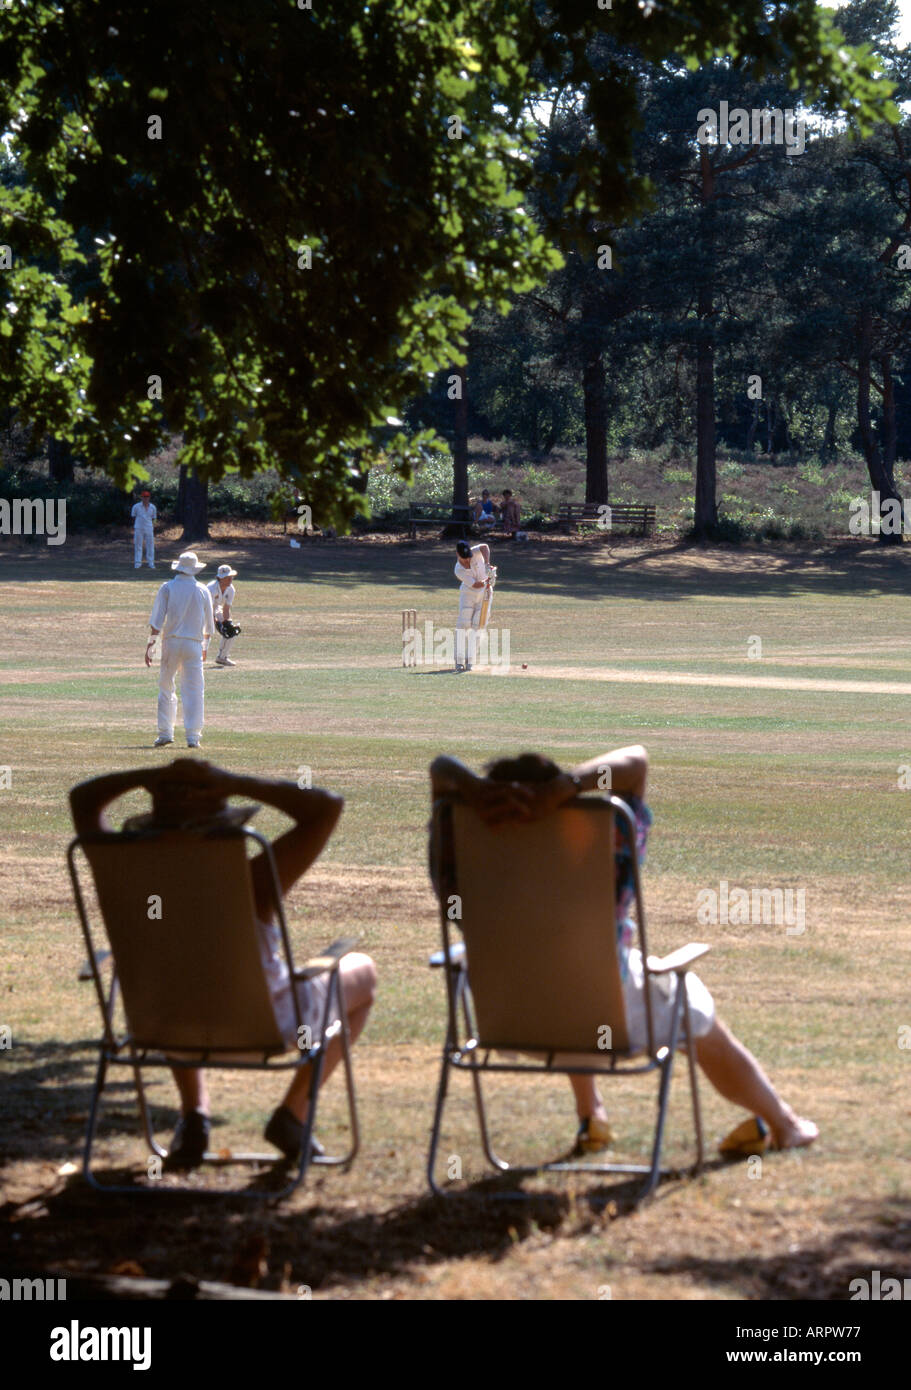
top-left (0, 0), bottom-right (898, 540)
top-left (409, 0), bottom-right (911, 539)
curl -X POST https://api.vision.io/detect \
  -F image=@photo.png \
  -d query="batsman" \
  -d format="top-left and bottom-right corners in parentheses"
top-left (207, 563), bottom-right (242, 667)
top-left (454, 540), bottom-right (496, 672)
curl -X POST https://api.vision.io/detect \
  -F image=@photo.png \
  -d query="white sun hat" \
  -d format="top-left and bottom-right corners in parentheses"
top-left (171, 551), bottom-right (206, 574)
top-left (216, 564), bottom-right (238, 578)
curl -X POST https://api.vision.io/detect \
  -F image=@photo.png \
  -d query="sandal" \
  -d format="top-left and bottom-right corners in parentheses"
top-left (718, 1115), bottom-right (772, 1159)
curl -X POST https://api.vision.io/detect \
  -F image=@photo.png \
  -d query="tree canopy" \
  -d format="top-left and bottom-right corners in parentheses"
top-left (0, 0), bottom-right (897, 525)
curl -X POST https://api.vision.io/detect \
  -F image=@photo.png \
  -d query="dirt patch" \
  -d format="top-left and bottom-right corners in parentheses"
top-left (504, 665), bottom-right (911, 695)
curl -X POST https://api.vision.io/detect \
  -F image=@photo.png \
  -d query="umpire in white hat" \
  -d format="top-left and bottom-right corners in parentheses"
top-left (145, 552), bottom-right (215, 749)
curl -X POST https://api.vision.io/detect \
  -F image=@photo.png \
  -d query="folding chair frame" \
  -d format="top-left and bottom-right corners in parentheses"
top-left (427, 795), bottom-right (705, 1201)
top-left (68, 826), bottom-right (360, 1198)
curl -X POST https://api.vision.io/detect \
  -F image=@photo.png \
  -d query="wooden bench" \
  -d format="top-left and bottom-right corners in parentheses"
top-left (408, 506), bottom-right (474, 540)
top-left (557, 502), bottom-right (655, 536)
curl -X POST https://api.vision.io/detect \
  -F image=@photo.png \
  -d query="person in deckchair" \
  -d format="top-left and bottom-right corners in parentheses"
top-left (428, 745), bottom-right (817, 1159)
top-left (70, 760), bottom-right (377, 1168)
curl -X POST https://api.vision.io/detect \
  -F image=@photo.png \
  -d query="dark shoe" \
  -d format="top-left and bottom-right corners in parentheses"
top-left (165, 1109), bottom-right (210, 1170)
top-left (264, 1105), bottom-right (325, 1163)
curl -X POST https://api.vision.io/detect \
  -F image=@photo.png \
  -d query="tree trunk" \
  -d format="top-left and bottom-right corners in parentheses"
top-left (857, 309), bottom-right (901, 544)
top-left (47, 436), bottom-right (74, 482)
top-left (745, 399), bottom-right (759, 453)
top-left (350, 446), bottom-right (368, 494)
top-left (180, 468), bottom-right (209, 542)
top-left (451, 371), bottom-right (469, 512)
top-left (694, 328), bottom-right (717, 533)
top-left (693, 151), bottom-right (718, 537)
top-left (821, 401), bottom-right (837, 460)
top-left (881, 355), bottom-right (896, 478)
top-left (583, 352), bottom-right (608, 505)
top-left (782, 404), bottom-right (793, 454)
top-left (176, 465), bottom-right (187, 523)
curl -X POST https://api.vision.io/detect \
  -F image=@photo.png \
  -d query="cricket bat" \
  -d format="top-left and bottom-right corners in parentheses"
top-left (479, 565), bottom-right (497, 628)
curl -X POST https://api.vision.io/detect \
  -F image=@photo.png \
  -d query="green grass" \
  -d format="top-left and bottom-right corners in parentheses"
top-left (2, 532), bottom-right (911, 1300)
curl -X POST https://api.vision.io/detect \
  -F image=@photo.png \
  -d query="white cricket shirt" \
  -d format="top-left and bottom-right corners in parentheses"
top-left (207, 579), bottom-right (235, 616)
top-left (149, 573), bottom-right (215, 640)
top-left (454, 549), bottom-right (490, 589)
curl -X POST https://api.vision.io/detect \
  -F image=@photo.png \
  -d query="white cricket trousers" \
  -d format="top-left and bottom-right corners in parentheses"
top-left (456, 588), bottom-right (487, 666)
top-left (134, 527), bottom-right (155, 567)
top-left (158, 637), bottom-right (205, 739)
top-left (216, 630), bottom-right (236, 662)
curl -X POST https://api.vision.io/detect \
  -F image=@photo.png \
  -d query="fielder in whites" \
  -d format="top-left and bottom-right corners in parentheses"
top-left (454, 539), bottom-right (496, 672)
top-left (131, 489), bottom-right (157, 569)
top-left (207, 563), bottom-right (240, 666)
top-left (145, 551), bottom-right (215, 749)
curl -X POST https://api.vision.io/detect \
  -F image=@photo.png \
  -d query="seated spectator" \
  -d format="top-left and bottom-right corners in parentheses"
top-left (69, 760), bottom-right (377, 1168)
top-left (474, 489), bottom-right (498, 527)
top-left (428, 746), bottom-right (817, 1158)
top-left (500, 489), bottom-right (521, 533)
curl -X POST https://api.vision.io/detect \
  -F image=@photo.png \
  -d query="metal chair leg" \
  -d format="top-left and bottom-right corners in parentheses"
top-left (132, 1056), bottom-right (167, 1159)
top-left (82, 1049), bottom-right (109, 1191)
top-left (642, 1049), bottom-right (676, 1198)
top-left (642, 977), bottom-right (687, 1198)
top-left (311, 975), bottom-right (360, 1169)
top-left (427, 1049), bottom-right (452, 1196)
top-left (470, 1067), bottom-right (511, 1174)
top-left (460, 987), bottom-right (510, 1174)
top-left (682, 986), bottom-right (705, 1174)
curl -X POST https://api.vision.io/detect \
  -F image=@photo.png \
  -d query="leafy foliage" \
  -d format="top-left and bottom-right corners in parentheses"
top-left (0, 0), bottom-right (896, 527)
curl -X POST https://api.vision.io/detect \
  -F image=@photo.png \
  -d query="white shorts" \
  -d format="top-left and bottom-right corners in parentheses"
top-left (622, 948), bottom-right (715, 1055)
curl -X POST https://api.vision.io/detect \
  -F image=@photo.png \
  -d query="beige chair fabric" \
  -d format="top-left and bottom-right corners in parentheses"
top-left (449, 799), bottom-right (630, 1053)
top-left (82, 831), bottom-right (285, 1054)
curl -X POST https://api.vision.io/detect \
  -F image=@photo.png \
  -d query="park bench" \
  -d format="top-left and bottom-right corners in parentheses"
top-left (408, 505), bottom-right (475, 539)
top-left (557, 501), bottom-right (655, 536)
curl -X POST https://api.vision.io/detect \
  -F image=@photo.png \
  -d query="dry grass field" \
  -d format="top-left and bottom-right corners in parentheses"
top-left (2, 525), bottom-right (911, 1305)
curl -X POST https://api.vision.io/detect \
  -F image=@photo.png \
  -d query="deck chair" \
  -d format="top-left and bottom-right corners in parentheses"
top-left (67, 823), bottom-right (359, 1197)
top-left (427, 794), bottom-right (709, 1200)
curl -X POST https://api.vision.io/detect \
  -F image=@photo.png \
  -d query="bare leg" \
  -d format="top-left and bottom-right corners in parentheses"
top-left (169, 1067), bottom-right (209, 1116)
top-left (282, 955), bottom-right (376, 1121)
top-left (569, 1075), bottom-right (608, 1123)
top-left (695, 1019), bottom-right (817, 1149)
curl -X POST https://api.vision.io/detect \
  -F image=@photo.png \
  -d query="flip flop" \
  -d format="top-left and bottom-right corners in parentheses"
top-left (718, 1115), bottom-right (772, 1159)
